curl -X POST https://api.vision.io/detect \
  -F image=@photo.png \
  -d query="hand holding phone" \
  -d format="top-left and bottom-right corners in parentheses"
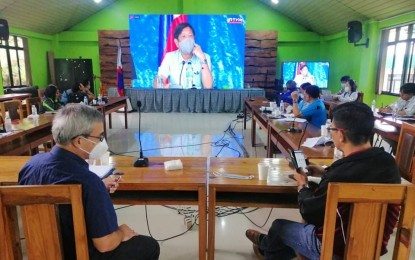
top-left (291, 150), bottom-right (308, 174)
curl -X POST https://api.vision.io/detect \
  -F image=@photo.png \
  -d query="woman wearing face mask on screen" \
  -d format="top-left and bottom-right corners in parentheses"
top-left (154, 22), bottom-right (213, 89)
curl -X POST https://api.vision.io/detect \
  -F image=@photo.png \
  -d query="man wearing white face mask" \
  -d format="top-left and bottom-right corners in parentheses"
top-left (18, 104), bottom-right (160, 260)
top-left (155, 22), bottom-right (213, 89)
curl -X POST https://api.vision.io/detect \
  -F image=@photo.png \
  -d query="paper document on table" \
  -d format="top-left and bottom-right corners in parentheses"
top-left (301, 136), bottom-right (332, 148)
top-left (89, 165), bottom-right (115, 179)
top-left (276, 117), bottom-right (307, 123)
top-left (0, 132), bottom-right (12, 138)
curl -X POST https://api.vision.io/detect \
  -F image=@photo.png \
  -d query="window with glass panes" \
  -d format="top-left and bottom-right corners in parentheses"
top-left (378, 23), bottom-right (415, 95)
top-left (0, 35), bottom-right (30, 87)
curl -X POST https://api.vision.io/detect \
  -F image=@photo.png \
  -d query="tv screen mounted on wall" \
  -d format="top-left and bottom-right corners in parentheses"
top-left (282, 61), bottom-right (329, 89)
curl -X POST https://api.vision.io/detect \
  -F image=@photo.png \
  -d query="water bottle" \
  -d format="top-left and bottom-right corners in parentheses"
top-left (279, 102), bottom-right (285, 114)
top-left (4, 111), bottom-right (12, 132)
top-left (156, 75), bottom-right (164, 89)
top-left (371, 99), bottom-right (376, 113)
top-left (186, 61), bottom-right (193, 89)
top-left (325, 119), bottom-right (331, 138)
top-left (31, 105), bottom-right (37, 116)
top-left (84, 96), bottom-right (88, 105)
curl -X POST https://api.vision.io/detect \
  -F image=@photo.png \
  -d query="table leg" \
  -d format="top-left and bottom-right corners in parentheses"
top-left (124, 100), bottom-right (128, 129)
top-left (207, 186), bottom-right (216, 260)
top-left (109, 113), bottom-right (112, 129)
top-left (267, 126), bottom-right (273, 158)
top-left (251, 113), bottom-right (256, 147)
top-left (103, 114), bottom-right (107, 139)
top-left (243, 103), bottom-right (247, 130)
top-left (198, 186), bottom-right (207, 260)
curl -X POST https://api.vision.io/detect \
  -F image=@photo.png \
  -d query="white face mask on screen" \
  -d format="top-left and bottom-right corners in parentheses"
top-left (80, 137), bottom-right (109, 160)
top-left (179, 38), bottom-right (195, 54)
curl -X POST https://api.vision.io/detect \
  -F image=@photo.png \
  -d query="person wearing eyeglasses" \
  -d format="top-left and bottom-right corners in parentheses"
top-left (379, 83), bottom-right (415, 116)
top-left (245, 102), bottom-right (400, 259)
top-left (18, 104), bottom-right (160, 260)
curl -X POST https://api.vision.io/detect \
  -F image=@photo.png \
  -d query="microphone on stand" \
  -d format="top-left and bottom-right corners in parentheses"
top-left (134, 100), bottom-right (149, 167)
top-left (287, 117), bottom-right (302, 133)
top-left (297, 121), bottom-right (309, 150)
top-left (179, 60), bottom-right (186, 88)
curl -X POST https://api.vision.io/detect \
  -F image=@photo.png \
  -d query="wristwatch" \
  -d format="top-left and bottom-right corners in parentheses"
top-left (201, 58), bottom-right (208, 65)
top-left (297, 184), bottom-right (309, 193)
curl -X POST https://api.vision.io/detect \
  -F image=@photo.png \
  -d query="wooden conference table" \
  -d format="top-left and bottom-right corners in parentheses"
top-left (0, 156), bottom-right (309, 259)
top-left (0, 113), bottom-right (54, 155)
top-left (0, 97), bottom-right (128, 155)
top-left (94, 96), bottom-right (129, 138)
top-left (0, 156), bottom-right (208, 260)
top-left (248, 100), bottom-right (334, 159)
top-left (0, 93), bottom-right (32, 102)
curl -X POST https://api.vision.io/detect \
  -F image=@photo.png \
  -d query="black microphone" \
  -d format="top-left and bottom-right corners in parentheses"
top-left (287, 117), bottom-right (302, 133)
top-left (297, 121), bottom-right (309, 150)
top-left (134, 100), bottom-right (149, 167)
top-left (179, 60), bottom-right (186, 88)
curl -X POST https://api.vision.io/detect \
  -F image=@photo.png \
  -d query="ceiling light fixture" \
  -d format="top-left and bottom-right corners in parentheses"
top-left (94, 0), bottom-right (102, 3)
top-left (271, 0), bottom-right (279, 4)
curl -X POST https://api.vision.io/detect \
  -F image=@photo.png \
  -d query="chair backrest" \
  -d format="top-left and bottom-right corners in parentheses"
top-left (38, 88), bottom-right (46, 99)
top-left (395, 122), bottom-right (415, 184)
top-left (320, 183), bottom-right (415, 260)
top-left (357, 91), bottom-right (364, 102)
top-left (24, 97), bottom-right (42, 115)
top-left (0, 185), bottom-right (89, 260)
top-left (0, 100), bottom-right (23, 121)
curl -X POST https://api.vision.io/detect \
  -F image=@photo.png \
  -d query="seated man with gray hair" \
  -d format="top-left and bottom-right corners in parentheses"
top-left (18, 103), bottom-right (160, 260)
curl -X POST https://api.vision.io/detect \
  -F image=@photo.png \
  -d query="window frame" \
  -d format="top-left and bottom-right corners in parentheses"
top-left (377, 22), bottom-right (415, 96)
top-left (0, 35), bottom-right (32, 88)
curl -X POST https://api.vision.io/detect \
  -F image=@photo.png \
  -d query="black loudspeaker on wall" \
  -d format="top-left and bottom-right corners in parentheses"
top-left (0, 19), bottom-right (9, 41)
top-left (347, 21), bottom-right (362, 43)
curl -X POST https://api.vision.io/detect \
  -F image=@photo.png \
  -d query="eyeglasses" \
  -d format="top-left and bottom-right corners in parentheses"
top-left (327, 127), bottom-right (345, 132)
top-left (84, 134), bottom-right (105, 142)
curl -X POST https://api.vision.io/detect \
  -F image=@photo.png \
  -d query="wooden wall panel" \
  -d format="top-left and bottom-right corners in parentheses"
top-left (98, 30), bottom-right (277, 98)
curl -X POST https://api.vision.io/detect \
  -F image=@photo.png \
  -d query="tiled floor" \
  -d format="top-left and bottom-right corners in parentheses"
top-left (107, 111), bottom-right (413, 259)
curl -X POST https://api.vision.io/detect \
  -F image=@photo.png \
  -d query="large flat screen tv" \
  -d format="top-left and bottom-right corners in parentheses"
top-left (129, 14), bottom-right (246, 89)
top-left (282, 61), bottom-right (329, 89)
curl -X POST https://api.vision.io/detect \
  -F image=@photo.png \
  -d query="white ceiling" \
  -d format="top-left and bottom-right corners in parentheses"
top-left (0, 0), bottom-right (414, 36)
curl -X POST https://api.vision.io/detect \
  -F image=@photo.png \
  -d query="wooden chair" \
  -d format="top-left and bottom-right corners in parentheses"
top-left (0, 100), bottom-right (23, 121)
top-left (357, 91), bottom-right (364, 102)
top-left (320, 183), bottom-right (415, 260)
top-left (24, 96), bottom-right (42, 116)
top-left (0, 185), bottom-right (89, 260)
top-left (395, 122), bottom-right (415, 184)
top-left (38, 88), bottom-right (46, 99)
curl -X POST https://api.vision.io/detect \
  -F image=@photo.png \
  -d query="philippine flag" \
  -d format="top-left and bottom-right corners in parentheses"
top-left (117, 40), bottom-right (125, 96)
top-left (158, 14), bottom-right (188, 66)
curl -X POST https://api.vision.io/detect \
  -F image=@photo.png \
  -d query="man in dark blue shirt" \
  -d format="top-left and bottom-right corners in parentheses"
top-left (19, 104), bottom-right (159, 260)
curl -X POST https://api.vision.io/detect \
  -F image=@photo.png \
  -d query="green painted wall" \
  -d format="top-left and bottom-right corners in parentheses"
top-left (2, 0), bottom-right (414, 107)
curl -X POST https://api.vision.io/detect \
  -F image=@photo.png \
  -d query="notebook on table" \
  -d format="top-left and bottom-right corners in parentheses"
top-left (322, 90), bottom-right (334, 101)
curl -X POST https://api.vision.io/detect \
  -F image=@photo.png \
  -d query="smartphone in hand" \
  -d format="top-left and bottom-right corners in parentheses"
top-left (290, 150), bottom-right (308, 174)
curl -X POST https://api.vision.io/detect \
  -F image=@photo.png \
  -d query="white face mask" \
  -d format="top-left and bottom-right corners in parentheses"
top-left (299, 93), bottom-right (304, 99)
top-left (341, 83), bottom-right (346, 89)
top-left (345, 86), bottom-right (351, 93)
top-left (179, 38), bottom-right (195, 54)
top-left (80, 137), bottom-right (109, 160)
